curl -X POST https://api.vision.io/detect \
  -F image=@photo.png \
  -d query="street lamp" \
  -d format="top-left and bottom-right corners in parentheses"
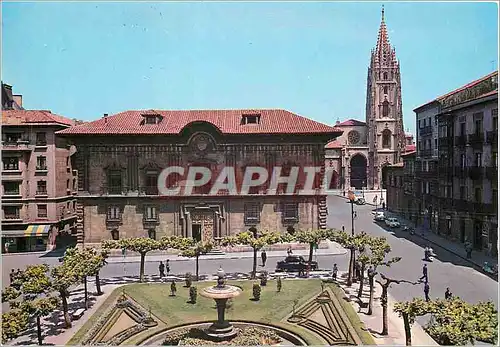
top-left (347, 191), bottom-right (356, 286)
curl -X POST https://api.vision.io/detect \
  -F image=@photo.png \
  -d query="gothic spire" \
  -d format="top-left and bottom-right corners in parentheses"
top-left (374, 5), bottom-right (397, 66)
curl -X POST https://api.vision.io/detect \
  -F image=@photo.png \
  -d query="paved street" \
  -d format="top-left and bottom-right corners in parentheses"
top-left (326, 195), bottom-right (498, 307)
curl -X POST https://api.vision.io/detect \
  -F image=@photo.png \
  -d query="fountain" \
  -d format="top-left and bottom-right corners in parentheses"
top-left (199, 266), bottom-right (242, 341)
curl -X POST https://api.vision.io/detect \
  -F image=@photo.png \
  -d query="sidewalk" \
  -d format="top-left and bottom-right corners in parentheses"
top-left (385, 210), bottom-right (498, 277)
top-left (106, 240), bottom-right (347, 264)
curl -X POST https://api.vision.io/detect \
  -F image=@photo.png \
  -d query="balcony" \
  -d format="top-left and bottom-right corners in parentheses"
top-left (417, 168), bottom-right (437, 178)
top-left (140, 186), bottom-right (159, 195)
top-left (454, 166), bottom-right (467, 178)
top-left (467, 133), bottom-right (484, 149)
top-left (3, 212), bottom-right (22, 221)
top-left (485, 166), bottom-right (498, 181)
top-left (486, 131), bottom-right (498, 145)
top-left (438, 137), bottom-right (453, 148)
top-left (101, 185), bottom-right (124, 195)
top-left (36, 190), bottom-right (48, 196)
top-left (468, 167), bottom-right (484, 180)
top-left (419, 126), bottom-right (433, 137)
top-left (1, 139), bottom-right (31, 152)
top-left (419, 149), bottom-right (433, 158)
top-left (143, 214), bottom-right (159, 224)
top-left (455, 135), bottom-right (467, 147)
top-left (36, 165), bottom-right (48, 171)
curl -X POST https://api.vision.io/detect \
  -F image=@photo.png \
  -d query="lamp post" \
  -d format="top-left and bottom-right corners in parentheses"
top-left (347, 191), bottom-right (356, 286)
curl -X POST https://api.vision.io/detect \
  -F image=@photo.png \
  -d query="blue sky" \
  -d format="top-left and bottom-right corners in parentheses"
top-left (2, 1), bottom-right (498, 134)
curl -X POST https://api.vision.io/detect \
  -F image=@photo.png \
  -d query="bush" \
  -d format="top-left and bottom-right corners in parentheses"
top-left (253, 283), bottom-right (261, 301)
top-left (260, 271), bottom-right (268, 286)
top-left (185, 272), bottom-right (192, 287)
top-left (277, 277), bottom-right (282, 292)
top-left (189, 286), bottom-right (197, 303)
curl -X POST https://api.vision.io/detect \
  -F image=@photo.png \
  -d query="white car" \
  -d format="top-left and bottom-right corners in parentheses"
top-left (374, 212), bottom-right (385, 221)
top-left (385, 217), bottom-right (401, 228)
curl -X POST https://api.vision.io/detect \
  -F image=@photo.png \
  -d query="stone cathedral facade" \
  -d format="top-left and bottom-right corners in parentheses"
top-left (325, 7), bottom-right (407, 191)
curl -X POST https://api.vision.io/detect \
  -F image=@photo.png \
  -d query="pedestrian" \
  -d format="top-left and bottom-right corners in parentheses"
top-left (465, 242), bottom-right (472, 259)
top-left (445, 287), bottom-right (452, 300)
top-left (342, 225), bottom-right (345, 232)
top-left (355, 261), bottom-right (361, 281)
top-left (287, 247), bottom-right (292, 256)
top-left (424, 281), bottom-right (430, 302)
top-left (9, 269), bottom-right (15, 284)
top-left (261, 249), bottom-right (267, 267)
top-left (159, 261), bottom-right (165, 279)
top-left (419, 264), bottom-right (428, 282)
top-left (166, 259), bottom-right (170, 276)
top-left (332, 264), bottom-right (338, 281)
top-left (4, 242), bottom-right (9, 254)
top-left (382, 202), bottom-right (386, 210)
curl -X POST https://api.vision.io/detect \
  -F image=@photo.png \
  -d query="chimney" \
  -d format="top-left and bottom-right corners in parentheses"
top-left (103, 113), bottom-right (108, 118)
top-left (13, 95), bottom-right (22, 107)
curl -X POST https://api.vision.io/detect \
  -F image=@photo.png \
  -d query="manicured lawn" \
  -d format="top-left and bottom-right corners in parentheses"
top-left (69, 279), bottom-right (375, 345)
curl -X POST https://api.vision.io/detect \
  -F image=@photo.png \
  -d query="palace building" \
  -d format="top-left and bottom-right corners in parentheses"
top-left (57, 109), bottom-right (342, 247)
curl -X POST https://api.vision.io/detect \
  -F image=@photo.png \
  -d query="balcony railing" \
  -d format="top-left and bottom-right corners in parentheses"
top-left (106, 214), bottom-right (122, 223)
top-left (468, 133), bottom-right (484, 148)
top-left (419, 126), bottom-right (433, 136)
top-left (4, 190), bottom-right (20, 196)
top-left (3, 213), bottom-right (21, 220)
top-left (36, 165), bottom-right (48, 171)
top-left (143, 214), bottom-right (159, 223)
top-left (468, 167), bottom-right (484, 180)
top-left (485, 166), bottom-right (498, 181)
top-left (455, 135), bottom-right (467, 147)
top-left (101, 185), bottom-right (125, 195)
top-left (486, 131), bottom-right (498, 145)
top-left (141, 186), bottom-right (159, 195)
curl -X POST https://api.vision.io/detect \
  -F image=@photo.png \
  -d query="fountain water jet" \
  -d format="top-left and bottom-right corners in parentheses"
top-left (200, 266), bottom-right (242, 341)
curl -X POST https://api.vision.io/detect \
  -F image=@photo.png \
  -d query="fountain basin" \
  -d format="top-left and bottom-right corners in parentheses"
top-left (200, 285), bottom-right (242, 300)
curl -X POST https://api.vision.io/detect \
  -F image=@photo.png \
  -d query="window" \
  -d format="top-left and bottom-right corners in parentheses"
top-left (36, 156), bottom-right (47, 170)
top-left (66, 179), bottom-right (70, 189)
top-left (493, 190), bottom-right (498, 207)
top-left (148, 229), bottom-right (156, 240)
top-left (475, 153), bottom-right (482, 167)
top-left (382, 101), bottom-right (389, 117)
top-left (244, 203), bottom-right (260, 225)
top-left (73, 178), bottom-right (77, 190)
top-left (418, 141), bottom-right (422, 151)
top-left (282, 203), bottom-right (298, 223)
top-left (475, 119), bottom-right (482, 135)
top-left (3, 133), bottom-right (23, 144)
top-left (460, 154), bottom-right (466, 168)
top-left (493, 116), bottom-right (498, 132)
top-left (3, 206), bottom-right (20, 219)
top-left (37, 181), bottom-right (47, 195)
top-left (73, 201), bottom-right (76, 210)
top-left (434, 139), bottom-right (437, 149)
top-left (434, 116), bottom-right (438, 125)
top-left (419, 120), bottom-right (422, 129)
top-left (145, 116), bottom-right (157, 124)
top-left (423, 118), bottom-right (427, 127)
top-left (382, 129), bottom-right (392, 148)
top-left (144, 205), bottom-right (157, 221)
top-left (383, 86), bottom-right (388, 94)
top-left (3, 182), bottom-right (19, 195)
top-left (474, 188), bottom-right (482, 203)
top-left (36, 132), bottom-right (47, 146)
top-left (145, 172), bottom-right (159, 195)
top-left (492, 152), bottom-right (498, 167)
top-left (383, 72), bottom-right (388, 80)
top-left (107, 170), bottom-right (122, 194)
top-left (107, 206), bottom-right (121, 221)
top-left (241, 114), bottom-right (261, 125)
top-left (37, 205), bottom-right (47, 218)
top-left (460, 186), bottom-right (467, 200)
top-left (3, 157), bottom-right (19, 170)
top-left (111, 229), bottom-right (119, 240)
top-left (460, 123), bottom-right (466, 136)
top-left (66, 157), bottom-right (70, 167)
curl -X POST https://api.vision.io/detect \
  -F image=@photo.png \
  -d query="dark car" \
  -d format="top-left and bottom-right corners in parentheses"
top-left (276, 255), bottom-right (318, 272)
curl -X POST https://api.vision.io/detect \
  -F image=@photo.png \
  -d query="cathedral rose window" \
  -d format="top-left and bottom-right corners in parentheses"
top-left (348, 130), bottom-right (361, 145)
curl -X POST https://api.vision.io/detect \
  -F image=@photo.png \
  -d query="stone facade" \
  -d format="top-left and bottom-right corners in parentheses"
top-left (60, 111), bottom-right (340, 247)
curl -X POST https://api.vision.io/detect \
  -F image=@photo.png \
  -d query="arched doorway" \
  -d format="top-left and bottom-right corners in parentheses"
top-left (350, 154), bottom-right (367, 190)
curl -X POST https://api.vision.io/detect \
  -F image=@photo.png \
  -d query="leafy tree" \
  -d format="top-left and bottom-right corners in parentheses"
top-left (51, 261), bottom-right (81, 328)
top-left (1, 265), bottom-right (59, 345)
top-left (222, 229), bottom-right (290, 279)
top-left (2, 309), bottom-right (29, 344)
top-left (376, 273), bottom-right (418, 336)
top-left (327, 230), bottom-right (368, 286)
top-left (180, 241), bottom-right (214, 281)
top-left (293, 229), bottom-right (327, 266)
top-left (102, 238), bottom-right (161, 282)
top-left (393, 298), bottom-right (430, 345)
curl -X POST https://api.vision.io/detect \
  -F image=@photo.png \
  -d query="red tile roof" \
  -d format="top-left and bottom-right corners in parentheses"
top-left (2, 110), bottom-right (75, 126)
top-left (415, 71), bottom-right (498, 111)
top-left (56, 109), bottom-right (342, 136)
top-left (325, 140), bottom-right (343, 149)
top-left (336, 119), bottom-right (366, 127)
top-left (404, 144), bottom-right (416, 153)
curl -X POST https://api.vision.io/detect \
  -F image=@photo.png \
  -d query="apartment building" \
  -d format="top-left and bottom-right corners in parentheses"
top-left (412, 72), bottom-right (498, 255)
top-left (1, 83), bottom-right (78, 253)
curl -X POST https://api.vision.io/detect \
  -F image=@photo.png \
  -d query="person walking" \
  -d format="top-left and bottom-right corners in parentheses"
top-left (342, 225), bottom-right (345, 232)
top-left (445, 287), bottom-right (452, 300)
top-left (287, 247), bottom-right (292, 256)
top-left (424, 281), bottom-right (430, 302)
top-left (332, 264), bottom-right (338, 281)
top-left (419, 264), bottom-right (428, 282)
top-left (165, 259), bottom-right (170, 276)
top-left (261, 249), bottom-right (267, 267)
top-left (9, 269), bottom-right (15, 285)
top-left (159, 261), bottom-right (165, 279)
top-left (465, 242), bottom-right (473, 259)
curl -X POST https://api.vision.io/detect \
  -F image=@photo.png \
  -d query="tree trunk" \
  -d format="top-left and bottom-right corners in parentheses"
top-left (83, 276), bottom-right (88, 309)
top-left (347, 247), bottom-right (354, 286)
top-left (402, 312), bottom-right (412, 346)
top-left (96, 271), bottom-right (103, 295)
top-left (60, 290), bottom-right (72, 328)
top-left (36, 315), bottom-right (43, 345)
top-left (357, 264), bottom-right (366, 299)
top-left (353, 253), bottom-right (358, 283)
top-left (252, 248), bottom-right (257, 279)
top-left (195, 255), bottom-right (200, 281)
top-left (308, 243), bottom-right (314, 263)
top-left (381, 285), bottom-right (388, 335)
top-left (140, 253), bottom-right (146, 282)
top-left (367, 275), bottom-right (374, 315)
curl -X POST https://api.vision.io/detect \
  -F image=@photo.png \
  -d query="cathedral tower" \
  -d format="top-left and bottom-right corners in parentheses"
top-left (365, 6), bottom-right (406, 189)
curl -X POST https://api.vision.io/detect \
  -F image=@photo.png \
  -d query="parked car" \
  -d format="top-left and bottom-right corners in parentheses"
top-left (355, 197), bottom-right (366, 205)
top-left (276, 255), bottom-right (318, 272)
top-left (374, 212), bottom-right (385, 221)
top-left (385, 217), bottom-right (401, 228)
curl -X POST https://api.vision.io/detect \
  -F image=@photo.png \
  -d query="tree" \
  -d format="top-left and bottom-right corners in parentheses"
top-left (180, 241), bottom-right (214, 281)
top-left (222, 229), bottom-right (290, 279)
top-left (2, 309), bottom-right (29, 344)
top-left (102, 238), bottom-right (161, 282)
top-left (51, 261), bottom-right (81, 328)
top-left (327, 230), bottom-right (368, 286)
top-left (293, 229), bottom-right (327, 266)
top-left (376, 273), bottom-right (418, 336)
top-left (393, 298), bottom-right (430, 345)
top-left (1, 265), bottom-right (59, 345)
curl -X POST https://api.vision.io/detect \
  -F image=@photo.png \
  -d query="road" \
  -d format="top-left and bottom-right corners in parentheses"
top-left (2, 196), bottom-right (497, 308)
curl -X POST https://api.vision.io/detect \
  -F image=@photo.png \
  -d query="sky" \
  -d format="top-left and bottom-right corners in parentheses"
top-left (1, 1), bottom-right (498, 135)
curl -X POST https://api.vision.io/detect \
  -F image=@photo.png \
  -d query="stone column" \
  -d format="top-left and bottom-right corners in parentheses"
top-left (186, 212), bottom-right (192, 238)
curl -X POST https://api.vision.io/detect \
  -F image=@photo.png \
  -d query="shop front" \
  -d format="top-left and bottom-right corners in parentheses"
top-left (2, 224), bottom-right (51, 253)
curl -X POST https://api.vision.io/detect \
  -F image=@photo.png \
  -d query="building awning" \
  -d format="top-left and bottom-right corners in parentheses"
top-left (24, 225), bottom-right (51, 237)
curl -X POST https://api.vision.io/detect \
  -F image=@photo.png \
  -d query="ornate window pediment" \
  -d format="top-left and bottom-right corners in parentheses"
top-left (141, 162), bottom-right (162, 173)
top-left (104, 162), bottom-right (126, 171)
